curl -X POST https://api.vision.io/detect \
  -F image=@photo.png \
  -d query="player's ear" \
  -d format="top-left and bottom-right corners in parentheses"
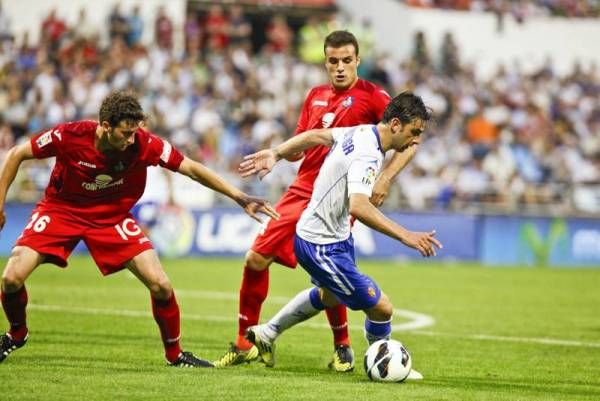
top-left (356, 55), bottom-right (361, 67)
top-left (101, 121), bottom-right (111, 133)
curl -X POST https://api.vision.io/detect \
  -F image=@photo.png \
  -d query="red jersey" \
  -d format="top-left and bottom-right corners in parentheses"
top-left (289, 79), bottom-right (390, 198)
top-left (30, 120), bottom-right (184, 226)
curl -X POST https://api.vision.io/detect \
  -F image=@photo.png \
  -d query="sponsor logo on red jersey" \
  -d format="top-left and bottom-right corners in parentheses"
top-left (81, 174), bottom-right (124, 191)
top-left (322, 112), bottom-right (335, 128)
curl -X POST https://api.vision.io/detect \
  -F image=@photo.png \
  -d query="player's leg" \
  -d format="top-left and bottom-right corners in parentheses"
top-left (325, 237), bottom-right (354, 372)
top-left (246, 286), bottom-right (328, 367)
top-left (212, 250), bottom-right (272, 367)
top-left (364, 291), bottom-right (393, 345)
top-left (125, 249), bottom-right (212, 368)
top-left (1, 246), bottom-right (43, 362)
top-left (85, 215), bottom-right (211, 367)
top-left (297, 236), bottom-right (386, 372)
top-left (2, 206), bottom-right (80, 363)
top-left (364, 291), bottom-right (424, 380)
top-left (237, 249), bottom-right (273, 349)
top-left (215, 193), bottom-right (304, 367)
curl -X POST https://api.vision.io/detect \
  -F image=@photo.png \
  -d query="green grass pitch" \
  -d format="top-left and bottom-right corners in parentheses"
top-left (0, 256), bottom-right (599, 401)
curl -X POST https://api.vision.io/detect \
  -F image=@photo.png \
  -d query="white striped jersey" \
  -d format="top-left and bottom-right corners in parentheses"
top-left (296, 124), bottom-right (384, 244)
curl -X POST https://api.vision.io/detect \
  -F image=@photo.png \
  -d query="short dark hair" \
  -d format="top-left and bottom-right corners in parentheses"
top-left (382, 92), bottom-right (431, 124)
top-left (323, 30), bottom-right (359, 56)
top-left (99, 91), bottom-right (145, 127)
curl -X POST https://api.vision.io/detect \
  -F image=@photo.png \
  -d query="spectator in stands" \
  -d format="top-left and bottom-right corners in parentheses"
top-left (108, 4), bottom-right (129, 44)
top-left (466, 106), bottom-right (499, 147)
top-left (412, 30), bottom-right (431, 68)
top-left (72, 8), bottom-right (99, 42)
top-left (184, 11), bottom-right (202, 57)
top-left (228, 4), bottom-right (252, 47)
top-left (0, 116), bottom-right (14, 162)
top-left (127, 6), bottom-right (144, 48)
top-left (265, 14), bottom-right (293, 54)
top-left (298, 16), bottom-right (327, 64)
top-left (155, 6), bottom-right (173, 50)
top-left (205, 4), bottom-right (230, 51)
top-left (440, 32), bottom-right (459, 77)
top-left (2, 3), bottom-right (600, 214)
top-left (0, 0), bottom-right (12, 42)
top-left (40, 8), bottom-right (67, 56)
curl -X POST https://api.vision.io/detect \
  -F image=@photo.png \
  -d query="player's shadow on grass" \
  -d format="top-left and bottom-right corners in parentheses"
top-left (428, 376), bottom-right (600, 398)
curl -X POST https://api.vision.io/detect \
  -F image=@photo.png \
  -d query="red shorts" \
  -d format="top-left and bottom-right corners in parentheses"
top-left (252, 191), bottom-right (310, 268)
top-left (15, 204), bottom-right (153, 275)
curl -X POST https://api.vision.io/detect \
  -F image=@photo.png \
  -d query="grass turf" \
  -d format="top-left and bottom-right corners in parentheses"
top-left (0, 256), bottom-right (599, 401)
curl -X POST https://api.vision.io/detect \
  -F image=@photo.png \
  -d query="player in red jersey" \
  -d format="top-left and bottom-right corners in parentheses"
top-left (0, 91), bottom-right (279, 367)
top-left (215, 31), bottom-right (420, 371)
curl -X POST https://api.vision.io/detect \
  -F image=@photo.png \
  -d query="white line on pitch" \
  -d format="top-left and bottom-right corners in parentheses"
top-left (412, 330), bottom-right (600, 348)
top-left (27, 287), bottom-right (436, 330)
top-left (27, 303), bottom-right (600, 349)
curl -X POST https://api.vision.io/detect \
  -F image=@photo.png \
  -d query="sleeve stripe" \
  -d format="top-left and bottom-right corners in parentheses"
top-left (160, 139), bottom-right (172, 163)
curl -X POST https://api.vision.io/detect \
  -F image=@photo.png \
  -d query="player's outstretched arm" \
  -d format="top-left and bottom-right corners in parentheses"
top-left (349, 193), bottom-right (442, 257)
top-left (239, 128), bottom-right (334, 179)
top-left (371, 139), bottom-right (420, 207)
top-left (0, 142), bottom-right (35, 230)
top-left (176, 156), bottom-right (279, 223)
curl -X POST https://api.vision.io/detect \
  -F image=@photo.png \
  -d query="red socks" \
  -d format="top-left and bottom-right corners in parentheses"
top-left (1, 286), bottom-right (29, 342)
top-left (237, 266), bottom-right (269, 350)
top-left (151, 292), bottom-right (182, 363)
top-left (325, 303), bottom-right (350, 346)
top-left (236, 266), bottom-right (351, 349)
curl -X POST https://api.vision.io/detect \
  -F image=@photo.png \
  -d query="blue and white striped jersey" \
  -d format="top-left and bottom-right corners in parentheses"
top-left (296, 124), bottom-right (385, 244)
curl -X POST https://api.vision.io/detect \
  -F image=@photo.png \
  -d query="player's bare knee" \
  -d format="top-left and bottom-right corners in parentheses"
top-left (2, 266), bottom-right (25, 291)
top-left (367, 294), bottom-right (393, 321)
top-left (1, 271), bottom-right (23, 292)
top-left (148, 276), bottom-right (173, 299)
top-left (2, 251), bottom-right (31, 291)
top-left (245, 250), bottom-right (271, 271)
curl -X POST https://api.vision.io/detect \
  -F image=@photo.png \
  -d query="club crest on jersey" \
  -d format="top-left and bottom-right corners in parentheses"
top-left (362, 166), bottom-right (377, 186)
top-left (368, 287), bottom-right (376, 297)
top-left (36, 131), bottom-right (53, 148)
top-left (342, 96), bottom-right (354, 108)
top-left (113, 161), bottom-right (126, 172)
top-left (322, 112), bottom-right (335, 128)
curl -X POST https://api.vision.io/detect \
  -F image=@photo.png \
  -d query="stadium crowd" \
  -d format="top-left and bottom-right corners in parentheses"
top-left (0, 4), bottom-right (598, 214)
top-left (403, 0), bottom-right (600, 19)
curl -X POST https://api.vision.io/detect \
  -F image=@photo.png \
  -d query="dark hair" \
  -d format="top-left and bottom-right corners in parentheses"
top-left (99, 91), bottom-right (145, 127)
top-left (382, 92), bottom-right (431, 124)
top-left (323, 30), bottom-right (359, 56)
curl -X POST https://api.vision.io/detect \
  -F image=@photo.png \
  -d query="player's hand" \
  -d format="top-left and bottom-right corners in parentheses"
top-left (0, 209), bottom-right (5, 230)
top-left (402, 230), bottom-right (443, 257)
top-left (371, 174), bottom-right (392, 207)
top-left (236, 194), bottom-right (280, 223)
top-left (239, 149), bottom-right (277, 180)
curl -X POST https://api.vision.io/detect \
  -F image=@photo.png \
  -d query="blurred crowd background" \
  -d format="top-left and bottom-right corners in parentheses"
top-left (0, 0), bottom-right (599, 215)
top-left (404, 0), bottom-right (600, 18)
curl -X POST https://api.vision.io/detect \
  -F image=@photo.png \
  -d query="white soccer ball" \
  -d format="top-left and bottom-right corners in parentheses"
top-left (364, 339), bottom-right (412, 382)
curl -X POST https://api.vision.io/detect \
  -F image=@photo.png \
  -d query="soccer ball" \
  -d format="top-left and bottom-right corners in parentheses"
top-left (364, 339), bottom-right (412, 382)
